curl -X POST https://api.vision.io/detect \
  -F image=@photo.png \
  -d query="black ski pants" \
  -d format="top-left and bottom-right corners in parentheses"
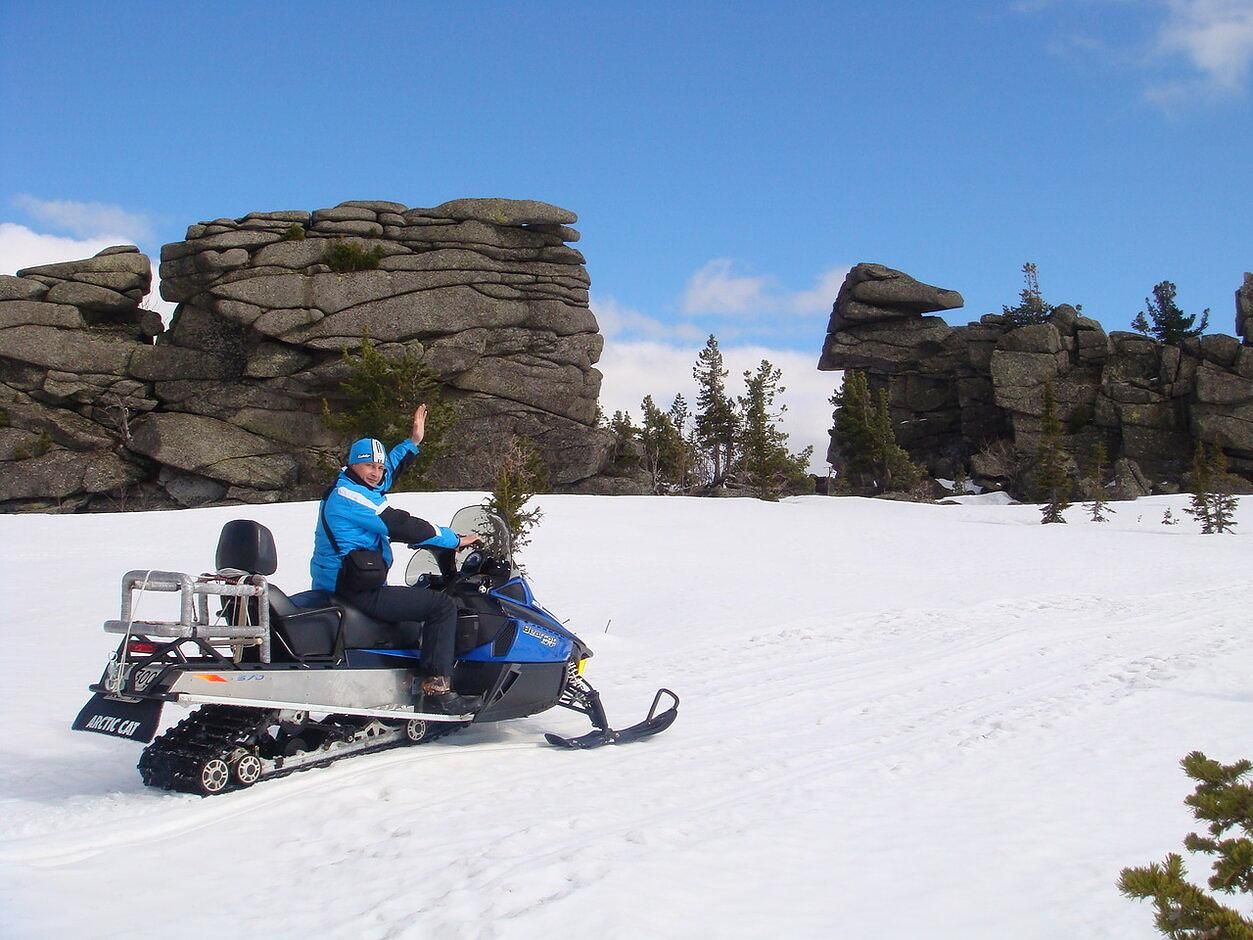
top-left (340, 584), bottom-right (458, 677)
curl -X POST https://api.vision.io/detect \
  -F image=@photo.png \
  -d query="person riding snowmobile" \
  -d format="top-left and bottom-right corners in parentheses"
top-left (311, 404), bottom-right (479, 713)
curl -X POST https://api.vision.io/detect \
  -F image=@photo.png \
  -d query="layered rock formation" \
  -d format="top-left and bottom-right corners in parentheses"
top-left (0, 247), bottom-right (159, 506)
top-left (1238, 272), bottom-right (1253, 344)
top-left (820, 263), bottom-right (1253, 492)
top-left (0, 199), bottom-right (615, 511)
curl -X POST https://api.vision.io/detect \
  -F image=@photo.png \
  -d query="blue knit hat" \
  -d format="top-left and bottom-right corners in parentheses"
top-left (347, 437), bottom-right (386, 465)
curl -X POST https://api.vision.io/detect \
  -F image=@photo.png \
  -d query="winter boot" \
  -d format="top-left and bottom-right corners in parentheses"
top-left (416, 675), bottom-right (477, 715)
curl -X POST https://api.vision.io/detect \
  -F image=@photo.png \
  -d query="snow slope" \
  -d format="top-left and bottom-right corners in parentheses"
top-left (1, 493), bottom-right (1250, 938)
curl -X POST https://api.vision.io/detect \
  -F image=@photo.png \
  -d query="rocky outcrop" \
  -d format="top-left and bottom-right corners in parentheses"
top-left (0, 199), bottom-right (617, 511)
top-left (820, 263), bottom-right (1253, 490)
top-left (1238, 272), bottom-right (1253, 344)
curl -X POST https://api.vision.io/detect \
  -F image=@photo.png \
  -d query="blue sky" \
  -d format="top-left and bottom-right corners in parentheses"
top-left (3, 1), bottom-right (1251, 466)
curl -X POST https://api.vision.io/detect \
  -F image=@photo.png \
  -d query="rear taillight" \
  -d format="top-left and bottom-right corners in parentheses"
top-left (127, 640), bottom-right (158, 656)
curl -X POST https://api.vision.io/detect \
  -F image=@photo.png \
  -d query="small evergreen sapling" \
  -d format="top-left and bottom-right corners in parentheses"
top-left (1085, 441), bottom-right (1114, 523)
top-left (1035, 383), bottom-right (1071, 524)
top-left (1185, 442), bottom-right (1214, 534)
top-left (1002, 262), bottom-right (1055, 328)
top-left (1131, 281), bottom-right (1210, 344)
top-left (1118, 751), bottom-right (1253, 939)
top-left (1207, 443), bottom-right (1240, 535)
top-left (1162, 507), bottom-right (1180, 526)
top-left (482, 436), bottom-right (548, 562)
top-left (951, 462), bottom-right (968, 497)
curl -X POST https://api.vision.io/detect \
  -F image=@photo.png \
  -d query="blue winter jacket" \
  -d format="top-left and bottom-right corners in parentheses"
top-left (310, 439), bottom-right (459, 593)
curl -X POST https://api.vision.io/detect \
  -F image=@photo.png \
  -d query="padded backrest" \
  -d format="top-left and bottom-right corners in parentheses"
top-left (216, 520), bottom-right (278, 575)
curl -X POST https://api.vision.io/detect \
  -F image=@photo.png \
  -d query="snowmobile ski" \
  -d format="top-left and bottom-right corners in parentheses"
top-left (545, 688), bottom-right (679, 749)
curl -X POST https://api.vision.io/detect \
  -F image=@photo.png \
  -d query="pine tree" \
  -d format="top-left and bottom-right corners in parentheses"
top-left (1035, 382), bottom-right (1071, 524)
top-left (1002, 262), bottom-right (1055, 328)
top-left (668, 393), bottom-right (690, 436)
top-left (951, 462), bottom-right (968, 497)
top-left (692, 335), bottom-right (739, 488)
top-left (829, 370), bottom-right (920, 494)
top-left (1085, 441), bottom-right (1114, 523)
top-left (639, 395), bottom-right (687, 494)
top-left (482, 436), bottom-right (547, 561)
top-left (321, 332), bottom-right (453, 489)
top-left (608, 410), bottom-right (640, 473)
top-left (1185, 442), bottom-right (1214, 534)
top-left (870, 390), bottom-right (920, 493)
top-left (1119, 751), bottom-right (1253, 939)
top-left (829, 370), bottom-right (876, 489)
top-left (667, 394), bottom-right (698, 489)
top-left (1131, 281), bottom-right (1210, 344)
top-left (737, 359), bottom-right (813, 501)
top-left (1207, 442), bottom-right (1240, 535)
top-left (1162, 507), bottom-right (1180, 526)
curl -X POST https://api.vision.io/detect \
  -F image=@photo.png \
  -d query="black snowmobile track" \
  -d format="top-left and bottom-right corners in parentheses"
top-left (138, 704), bottom-right (464, 796)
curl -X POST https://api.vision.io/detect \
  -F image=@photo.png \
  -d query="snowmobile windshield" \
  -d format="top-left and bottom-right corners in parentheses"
top-left (403, 506), bottom-right (516, 586)
top-left (448, 506), bottom-right (513, 567)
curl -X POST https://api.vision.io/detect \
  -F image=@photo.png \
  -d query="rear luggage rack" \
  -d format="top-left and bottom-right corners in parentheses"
top-left (104, 569), bottom-right (272, 662)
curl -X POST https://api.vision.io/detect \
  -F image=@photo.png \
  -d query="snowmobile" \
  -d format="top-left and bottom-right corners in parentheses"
top-left (73, 505), bottom-right (678, 795)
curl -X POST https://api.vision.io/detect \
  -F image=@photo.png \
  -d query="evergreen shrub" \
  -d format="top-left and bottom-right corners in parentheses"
top-left (324, 239), bottom-right (385, 273)
top-left (1119, 752), bottom-right (1253, 939)
top-left (321, 333), bottom-right (452, 489)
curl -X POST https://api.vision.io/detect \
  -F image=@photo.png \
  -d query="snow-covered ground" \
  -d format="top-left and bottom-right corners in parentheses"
top-left (1, 493), bottom-right (1250, 938)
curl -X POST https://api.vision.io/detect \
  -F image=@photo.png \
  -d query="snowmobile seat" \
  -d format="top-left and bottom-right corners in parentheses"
top-left (288, 590), bottom-right (332, 609)
top-left (330, 596), bottom-right (422, 650)
top-left (265, 588), bottom-right (421, 660)
top-left (265, 584), bottom-right (342, 660)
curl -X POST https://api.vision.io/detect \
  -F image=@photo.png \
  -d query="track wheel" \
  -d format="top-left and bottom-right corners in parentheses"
top-left (405, 719), bottom-right (429, 744)
top-left (233, 753), bottom-right (263, 786)
top-left (199, 757), bottom-right (231, 795)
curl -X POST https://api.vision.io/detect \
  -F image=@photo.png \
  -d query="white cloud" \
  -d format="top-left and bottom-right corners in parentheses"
top-left (1020, 0), bottom-right (1253, 102)
top-left (681, 259), bottom-right (847, 317)
top-left (0, 222), bottom-right (128, 276)
top-left (592, 294), bottom-right (707, 342)
top-left (12, 194), bottom-right (154, 243)
top-left (0, 222), bottom-right (175, 323)
top-left (681, 258), bottom-right (770, 315)
top-left (596, 338), bottom-right (841, 474)
top-left (783, 267), bottom-right (849, 315)
top-left (1150, 0), bottom-right (1253, 98)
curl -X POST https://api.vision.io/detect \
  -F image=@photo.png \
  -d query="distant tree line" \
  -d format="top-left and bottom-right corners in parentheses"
top-left (606, 334), bottom-right (814, 501)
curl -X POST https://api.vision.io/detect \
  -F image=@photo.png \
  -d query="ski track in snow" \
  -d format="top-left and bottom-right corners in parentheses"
top-left (1, 494), bottom-right (1251, 939)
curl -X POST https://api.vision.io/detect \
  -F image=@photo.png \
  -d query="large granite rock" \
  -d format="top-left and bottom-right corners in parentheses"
top-left (819, 264), bottom-right (1253, 490)
top-left (0, 200), bottom-right (618, 512)
top-left (1236, 272), bottom-right (1253, 345)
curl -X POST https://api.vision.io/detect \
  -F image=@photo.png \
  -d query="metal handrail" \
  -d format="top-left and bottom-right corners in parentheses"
top-left (103, 569), bottom-right (272, 662)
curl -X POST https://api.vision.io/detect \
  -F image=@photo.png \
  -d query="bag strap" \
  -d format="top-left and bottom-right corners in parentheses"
top-left (318, 485), bottom-right (342, 555)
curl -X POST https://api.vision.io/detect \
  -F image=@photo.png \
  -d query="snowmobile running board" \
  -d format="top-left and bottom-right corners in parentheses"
top-left (175, 692), bottom-right (473, 722)
top-left (544, 688), bottom-right (679, 749)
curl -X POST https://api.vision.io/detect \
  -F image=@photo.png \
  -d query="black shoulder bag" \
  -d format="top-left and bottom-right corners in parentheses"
top-left (319, 488), bottom-right (388, 593)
